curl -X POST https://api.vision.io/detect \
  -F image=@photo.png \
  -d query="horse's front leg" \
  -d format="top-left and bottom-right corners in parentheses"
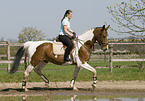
top-left (71, 66), bottom-right (80, 91)
top-left (80, 62), bottom-right (97, 90)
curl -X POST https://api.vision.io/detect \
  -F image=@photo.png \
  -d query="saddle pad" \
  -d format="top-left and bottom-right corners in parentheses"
top-left (53, 40), bottom-right (65, 55)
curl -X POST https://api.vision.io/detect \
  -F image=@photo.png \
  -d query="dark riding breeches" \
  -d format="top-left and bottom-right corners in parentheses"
top-left (58, 35), bottom-right (73, 60)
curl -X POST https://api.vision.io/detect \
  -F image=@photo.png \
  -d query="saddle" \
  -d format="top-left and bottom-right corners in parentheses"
top-left (53, 40), bottom-right (65, 55)
top-left (53, 37), bottom-right (75, 56)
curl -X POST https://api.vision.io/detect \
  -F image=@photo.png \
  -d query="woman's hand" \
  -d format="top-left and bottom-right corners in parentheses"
top-left (72, 32), bottom-right (76, 36)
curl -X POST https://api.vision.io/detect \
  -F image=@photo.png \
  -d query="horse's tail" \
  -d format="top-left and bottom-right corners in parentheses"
top-left (10, 41), bottom-right (32, 73)
top-left (10, 46), bottom-right (25, 73)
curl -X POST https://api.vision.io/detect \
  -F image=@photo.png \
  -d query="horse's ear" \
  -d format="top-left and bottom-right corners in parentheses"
top-left (101, 25), bottom-right (105, 31)
top-left (106, 25), bottom-right (110, 30)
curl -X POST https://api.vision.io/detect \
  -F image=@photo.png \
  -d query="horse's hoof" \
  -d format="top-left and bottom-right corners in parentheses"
top-left (22, 86), bottom-right (28, 92)
top-left (45, 83), bottom-right (49, 88)
top-left (21, 88), bottom-right (29, 92)
top-left (92, 84), bottom-right (96, 90)
top-left (25, 88), bottom-right (29, 92)
top-left (73, 88), bottom-right (79, 91)
top-left (73, 86), bottom-right (79, 91)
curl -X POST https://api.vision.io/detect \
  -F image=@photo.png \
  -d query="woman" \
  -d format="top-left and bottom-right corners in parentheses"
top-left (58, 10), bottom-right (76, 63)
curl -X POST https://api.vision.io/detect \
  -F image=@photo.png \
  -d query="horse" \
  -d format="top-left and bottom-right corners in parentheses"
top-left (10, 25), bottom-right (110, 91)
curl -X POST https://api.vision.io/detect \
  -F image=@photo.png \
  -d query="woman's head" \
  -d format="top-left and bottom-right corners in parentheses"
top-left (65, 10), bottom-right (72, 19)
top-left (61, 10), bottom-right (73, 22)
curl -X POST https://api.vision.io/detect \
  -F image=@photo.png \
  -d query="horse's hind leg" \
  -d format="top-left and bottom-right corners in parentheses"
top-left (24, 52), bottom-right (28, 70)
top-left (22, 64), bottom-right (34, 91)
top-left (71, 66), bottom-right (80, 90)
top-left (24, 56), bottom-right (28, 70)
top-left (34, 61), bottom-right (49, 87)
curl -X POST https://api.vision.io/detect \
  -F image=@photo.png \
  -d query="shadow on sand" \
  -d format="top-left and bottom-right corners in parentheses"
top-left (1, 87), bottom-right (76, 92)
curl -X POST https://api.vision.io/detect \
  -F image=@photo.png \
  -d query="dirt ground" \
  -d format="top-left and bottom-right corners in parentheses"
top-left (0, 81), bottom-right (145, 96)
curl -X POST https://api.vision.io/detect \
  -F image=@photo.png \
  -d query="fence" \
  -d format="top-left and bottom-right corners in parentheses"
top-left (0, 41), bottom-right (23, 72)
top-left (109, 43), bottom-right (145, 72)
top-left (0, 41), bottom-right (145, 72)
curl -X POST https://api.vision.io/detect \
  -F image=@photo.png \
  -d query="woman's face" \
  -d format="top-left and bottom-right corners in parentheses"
top-left (67, 12), bottom-right (72, 19)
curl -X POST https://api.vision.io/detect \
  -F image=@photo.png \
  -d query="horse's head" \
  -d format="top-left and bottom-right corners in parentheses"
top-left (93, 25), bottom-right (110, 51)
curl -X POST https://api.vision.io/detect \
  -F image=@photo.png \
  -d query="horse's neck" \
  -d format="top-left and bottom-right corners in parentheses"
top-left (75, 28), bottom-right (95, 51)
top-left (78, 28), bottom-right (95, 43)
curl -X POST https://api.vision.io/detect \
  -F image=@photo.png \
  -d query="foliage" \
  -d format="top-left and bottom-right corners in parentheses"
top-left (107, 0), bottom-right (145, 38)
top-left (0, 37), bottom-right (4, 41)
top-left (18, 27), bottom-right (46, 43)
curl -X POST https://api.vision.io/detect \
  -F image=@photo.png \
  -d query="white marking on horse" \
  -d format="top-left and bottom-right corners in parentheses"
top-left (77, 28), bottom-right (95, 50)
top-left (78, 28), bottom-right (95, 42)
top-left (72, 28), bottom-right (95, 64)
top-left (23, 41), bottom-right (52, 62)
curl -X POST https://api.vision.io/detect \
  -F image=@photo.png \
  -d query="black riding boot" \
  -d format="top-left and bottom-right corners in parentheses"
top-left (64, 43), bottom-right (73, 62)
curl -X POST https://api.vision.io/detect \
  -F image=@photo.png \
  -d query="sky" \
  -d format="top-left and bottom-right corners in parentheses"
top-left (0, 0), bottom-right (130, 41)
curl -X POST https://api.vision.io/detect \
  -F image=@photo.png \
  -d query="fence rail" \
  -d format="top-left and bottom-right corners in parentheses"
top-left (113, 59), bottom-right (145, 62)
top-left (0, 60), bottom-right (24, 64)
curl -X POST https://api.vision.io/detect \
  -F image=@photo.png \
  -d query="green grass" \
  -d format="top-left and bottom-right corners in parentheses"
top-left (0, 62), bottom-right (145, 83)
top-left (88, 60), bottom-right (139, 67)
top-left (0, 60), bottom-right (145, 83)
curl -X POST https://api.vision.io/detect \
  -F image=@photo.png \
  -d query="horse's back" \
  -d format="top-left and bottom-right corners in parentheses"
top-left (23, 41), bottom-right (53, 58)
top-left (24, 41), bottom-right (52, 48)
top-left (24, 41), bottom-right (53, 63)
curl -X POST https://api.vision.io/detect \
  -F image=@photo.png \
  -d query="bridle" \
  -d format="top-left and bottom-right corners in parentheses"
top-left (75, 28), bottom-right (108, 53)
top-left (95, 31), bottom-right (108, 47)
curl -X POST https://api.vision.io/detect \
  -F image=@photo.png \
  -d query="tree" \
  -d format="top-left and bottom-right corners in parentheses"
top-left (18, 27), bottom-right (46, 43)
top-left (107, 0), bottom-right (145, 38)
top-left (0, 37), bottom-right (4, 41)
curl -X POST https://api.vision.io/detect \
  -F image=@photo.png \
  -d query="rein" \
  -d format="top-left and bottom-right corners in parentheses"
top-left (74, 27), bottom-right (108, 55)
top-left (75, 37), bottom-right (93, 53)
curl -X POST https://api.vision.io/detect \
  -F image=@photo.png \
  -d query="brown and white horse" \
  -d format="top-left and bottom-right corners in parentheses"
top-left (10, 25), bottom-right (109, 91)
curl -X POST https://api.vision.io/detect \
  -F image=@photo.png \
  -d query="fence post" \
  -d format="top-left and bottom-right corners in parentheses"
top-left (109, 44), bottom-right (113, 72)
top-left (7, 41), bottom-right (10, 73)
top-left (104, 50), bottom-right (106, 63)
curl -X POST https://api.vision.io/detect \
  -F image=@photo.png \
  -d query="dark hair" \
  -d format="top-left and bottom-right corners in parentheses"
top-left (61, 10), bottom-right (72, 22)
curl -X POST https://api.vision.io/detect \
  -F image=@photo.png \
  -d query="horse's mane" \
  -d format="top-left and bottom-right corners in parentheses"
top-left (78, 27), bottom-right (103, 36)
top-left (78, 27), bottom-right (95, 36)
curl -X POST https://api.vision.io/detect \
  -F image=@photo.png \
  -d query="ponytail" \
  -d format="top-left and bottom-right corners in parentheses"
top-left (61, 10), bottom-right (72, 22)
top-left (61, 16), bottom-right (66, 23)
